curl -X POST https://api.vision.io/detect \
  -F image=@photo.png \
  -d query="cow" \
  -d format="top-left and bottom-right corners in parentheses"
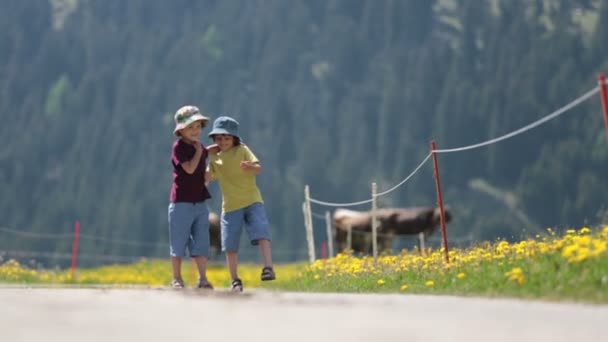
top-left (209, 212), bottom-right (222, 256)
top-left (332, 206), bottom-right (452, 254)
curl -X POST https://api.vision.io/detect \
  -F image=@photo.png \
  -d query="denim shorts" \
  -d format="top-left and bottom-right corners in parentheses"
top-left (221, 202), bottom-right (271, 252)
top-left (168, 202), bottom-right (210, 257)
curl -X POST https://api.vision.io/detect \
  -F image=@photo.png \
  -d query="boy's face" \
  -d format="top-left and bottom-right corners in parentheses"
top-left (180, 121), bottom-right (203, 142)
top-left (213, 134), bottom-right (234, 151)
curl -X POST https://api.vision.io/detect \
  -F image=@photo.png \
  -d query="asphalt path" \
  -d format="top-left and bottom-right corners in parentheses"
top-left (1, 288), bottom-right (606, 342)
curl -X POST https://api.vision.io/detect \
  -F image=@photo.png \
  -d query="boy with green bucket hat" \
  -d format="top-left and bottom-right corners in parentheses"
top-left (168, 105), bottom-right (216, 289)
top-left (206, 116), bottom-right (275, 292)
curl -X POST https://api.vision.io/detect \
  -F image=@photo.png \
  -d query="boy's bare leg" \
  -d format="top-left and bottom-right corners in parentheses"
top-left (258, 239), bottom-right (273, 268)
top-left (192, 255), bottom-right (209, 281)
top-left (171, 256), bottom-right (182, 280)
top-left (226, 252), bottom-right (239, 280)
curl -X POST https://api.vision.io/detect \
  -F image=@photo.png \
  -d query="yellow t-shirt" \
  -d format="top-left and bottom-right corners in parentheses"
top-left (208, 145), bottom-right (264, 212)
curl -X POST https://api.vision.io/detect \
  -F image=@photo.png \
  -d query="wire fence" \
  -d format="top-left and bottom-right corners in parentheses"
top-left (309, 152), bottom-right (434, 207)
top-left (309, 85), bottom-right (601, 206)
top-left (0, 226), bottom-right (309, 268)
top-left (303, 82), bottom-right (606, 262)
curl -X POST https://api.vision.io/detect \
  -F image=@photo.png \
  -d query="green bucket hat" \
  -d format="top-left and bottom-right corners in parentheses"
top-left (173, 105), bottom-right (210, 136)
top-left (208, 116), bottom-right (241, 140)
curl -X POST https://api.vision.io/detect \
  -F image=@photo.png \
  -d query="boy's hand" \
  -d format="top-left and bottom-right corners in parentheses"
top-left (240, 161), bottom-right (256, 170)
top-left (193, 140), bottom-right (203, 154)
top-left (240, 161), bottom-right (262, 174)
top-left (207, 144), bottom-right (220, 155)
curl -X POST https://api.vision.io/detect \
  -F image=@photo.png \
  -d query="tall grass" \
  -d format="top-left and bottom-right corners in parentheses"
top-left (268, 226), bottom-right (608, 303)
top-left (2, 226), bottom-right (607, 302)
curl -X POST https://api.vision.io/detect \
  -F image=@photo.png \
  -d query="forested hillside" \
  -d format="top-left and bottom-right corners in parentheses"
top-left (1, 0), bottom-right (608, 265)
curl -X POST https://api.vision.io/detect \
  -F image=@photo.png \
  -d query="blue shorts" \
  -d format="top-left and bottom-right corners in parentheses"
top-left (168, 202), bottom-right (210, 257)
top-left (221, 202), bottom-right (271, 252)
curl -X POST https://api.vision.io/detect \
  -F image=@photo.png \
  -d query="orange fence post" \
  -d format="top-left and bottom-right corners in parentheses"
top-left (431, 141), bottom-right (450, 263)
top-left (71, 220), bottom-right (80, 280)
top-left (599, 74), bottom-right (608, 141)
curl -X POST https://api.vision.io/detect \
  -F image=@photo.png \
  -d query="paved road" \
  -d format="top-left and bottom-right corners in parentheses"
top-left (1, 288), bottom-right (606, 342)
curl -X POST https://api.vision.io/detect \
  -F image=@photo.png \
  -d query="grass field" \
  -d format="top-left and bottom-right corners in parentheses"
top-left (1, 226), bottom-right (607, 303)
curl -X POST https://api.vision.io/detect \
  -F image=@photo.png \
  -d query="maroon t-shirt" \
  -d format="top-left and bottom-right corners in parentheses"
top-left (170, 139), bottom-right (212, 203)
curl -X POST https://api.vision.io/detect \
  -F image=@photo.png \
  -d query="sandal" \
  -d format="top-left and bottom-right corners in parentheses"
top-left (171, 278), bottom-right (185, 289)
top-left (261, 266), bottom-right (276, 281)
top-left (197, 278), bottom-right (214, 290)
top-left (231, 278), bottom-right (243, 292)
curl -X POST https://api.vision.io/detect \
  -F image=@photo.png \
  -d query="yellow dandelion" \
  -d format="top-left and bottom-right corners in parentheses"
top-left (425, 280), bottom-right (435, 287)
top-left (377, 279), bottom-right (385, 285)
top-left (505, 267), bottom-right (523, 276)
top-left (505, 267), bottom-right (526, 285)
top-left (400, 284), bottom-right (409, 291)
top-left (313, 274), bottom-right (321, 280)
top-left (457, 272), bottom-right (466, 279)
top-left (591, 240), bottom-right (607, 256)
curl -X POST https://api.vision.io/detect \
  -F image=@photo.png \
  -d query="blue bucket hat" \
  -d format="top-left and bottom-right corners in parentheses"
top-left (208, 116), bottom-right (241, 139)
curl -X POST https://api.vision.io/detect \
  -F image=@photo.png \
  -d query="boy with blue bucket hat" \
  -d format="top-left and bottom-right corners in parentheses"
top-left (206, 116), bottom-right (275, 292)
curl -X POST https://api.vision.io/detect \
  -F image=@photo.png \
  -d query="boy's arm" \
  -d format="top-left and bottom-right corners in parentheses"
top-left (207, 144), bottom-right (220, 155)
top-left (240, 145), bottom-right (261, 174)
top-left (205, 162), bottom-right (216, 186)
top-left (204, 170), bottom-right (214, 184)
top-left (240, 161), bottom-right (262, 174)
top-left (181, 142), bottom-right (203, 174)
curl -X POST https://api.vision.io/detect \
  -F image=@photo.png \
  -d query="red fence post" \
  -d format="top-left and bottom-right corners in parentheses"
top-left (321, 242), bottom-right (328, 259)
top-left (71, 220), bottom-right (80, 280)
top-left (599, 74), bottom-right (608, 141)
top-left (431, 141), bottom-right (450, 263)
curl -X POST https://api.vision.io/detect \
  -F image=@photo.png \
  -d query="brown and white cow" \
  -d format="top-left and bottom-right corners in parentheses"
top-left (209, 212), bottom-right (221, 256)
top-left (332, 206), bottom-right (452, 254)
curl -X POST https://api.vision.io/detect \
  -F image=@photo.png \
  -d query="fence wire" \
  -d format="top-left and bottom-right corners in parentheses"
top-left (308, 85), bottom-right (600, 207)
